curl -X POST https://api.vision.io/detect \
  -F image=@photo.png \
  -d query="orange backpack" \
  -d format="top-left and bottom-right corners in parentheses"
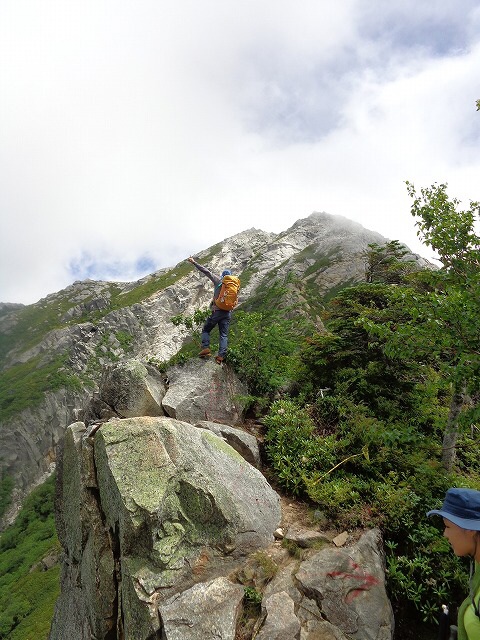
top-left (215, 275), bottom-right (240, 311)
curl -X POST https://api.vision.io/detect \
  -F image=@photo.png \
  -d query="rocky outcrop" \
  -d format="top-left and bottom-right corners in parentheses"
top-left (79, 357), bottom-right (247, 430)
top-left (51, 415), bottom-right (394, 639)
top-left (159, 577), bottom-right (244, 640)
top-left (294, 529), bottom-right (394, 639)
top-left (252, 529), bottom-right (394, 640)
top-left (45, 338), bottom-right (395, 640)
top-left (80, 359), bottom-right (167, 422)
top-left (50, 417), bottom-right (282, 639)
top-left (0, 355), bottom-right (248, 529)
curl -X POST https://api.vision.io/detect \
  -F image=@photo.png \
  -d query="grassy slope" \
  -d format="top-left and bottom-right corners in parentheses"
top-left (0, 475), bottom-right (59, 640)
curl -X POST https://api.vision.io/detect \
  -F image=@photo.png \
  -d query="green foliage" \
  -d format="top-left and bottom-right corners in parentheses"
top-left (296, 244), bottom-right (339, 277)
top-left (353, 185), bottom-right (480, 471)
top-left (250, 551), bottom-right (278, 582)
top-left (263, 399), bottom-right (337, 496)
top-left (264, 396), bottom-right (445, 522)
top-left (404, 181), bottom-right (480, 388)
top-left (5, 567), bottom-right (60, 640)
top-left (115, 330), bottom-right (134, 353)
top-left (262, 227), bottom-right (479, 631)
top-left (263, 395), bottom-right (470, 626)
top-left (0, 298), bottom-right (77, 365)
top-left (110, 261), bottom-right (192, 309)
top-left (280, 538), bottom-right (311, 559)
top-left (228, 310), bottom-right (302, 398)
top-left (0, 475), bottom-right (60, 639)
top-left (365, 240), bottom-right (417, 284)
top-left (171, 307), bottom-right (211, 330)
top-left (407, 182), bottom-right (479, 272)
top-left (155, 279), bottom-right (309, 401)
top-left (297, 282), bottom-right (444, 428)
top-left (386, 521), bottom-right (468, 625)
top-left (243, 586), bottom-right (262, 605)
top-left (148, 347), bottom-right (201, 372)
top-left (242, 585), bottom-right (262, 624)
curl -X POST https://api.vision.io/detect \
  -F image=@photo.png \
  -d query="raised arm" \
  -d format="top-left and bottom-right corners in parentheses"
top-left (187, 257), bottom-right (219, 285)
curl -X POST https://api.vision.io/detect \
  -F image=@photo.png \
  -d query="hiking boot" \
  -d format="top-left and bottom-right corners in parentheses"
top-left (199, 348), bottom-right (211, 357)
top-left (215, 355), bottom-right (224, 364)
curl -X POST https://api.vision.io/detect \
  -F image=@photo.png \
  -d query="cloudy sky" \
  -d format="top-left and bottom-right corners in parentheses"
top-left (1, 1), bottom-right (479, 305)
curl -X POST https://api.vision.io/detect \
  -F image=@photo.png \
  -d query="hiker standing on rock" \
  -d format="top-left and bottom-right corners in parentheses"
top-left (187, 257), bottom-right (240, 364)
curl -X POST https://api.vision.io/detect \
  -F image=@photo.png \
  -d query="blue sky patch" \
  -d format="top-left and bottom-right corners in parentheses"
top-left (69, 252), bottom-right (157, 282)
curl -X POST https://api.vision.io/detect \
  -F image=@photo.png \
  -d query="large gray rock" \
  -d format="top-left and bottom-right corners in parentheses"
top-left (51, 416), bottom-right (394, 640)
top-left (83, 358), bottom-right (166, 420)
top-left (162, 359), bottom-right (248, 425)
top-left (252, 529), bottom-right (394, 640)
top-left (295, 529), bottom-right (394, 640)
top-left (50, 416), bottom-right (281, 639)
top-left (94, 416), bottom-right (279, 563)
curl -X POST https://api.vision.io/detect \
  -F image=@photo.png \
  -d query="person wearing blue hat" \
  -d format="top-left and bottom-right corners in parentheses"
top-left (427, 487), bottom-right (480, 639)
top-left (187, 257), bottom-right (237, 364)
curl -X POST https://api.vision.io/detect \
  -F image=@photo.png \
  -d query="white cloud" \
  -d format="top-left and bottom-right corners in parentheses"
top-left (0, 0), bottom-right (479, 303)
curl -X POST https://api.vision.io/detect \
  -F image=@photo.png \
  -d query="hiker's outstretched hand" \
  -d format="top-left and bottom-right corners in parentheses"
top-left (187, 257), bottom-right (195, 264)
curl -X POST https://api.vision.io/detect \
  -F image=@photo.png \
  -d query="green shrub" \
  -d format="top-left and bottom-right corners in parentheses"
top-left (228, 311), bottom-right (301, 398)
top-left (385, 521), bottom-right (468, 626)
top-left (116, 330), bottom-right (134, 353)
top-left (263, 399), bottom-right (337, 496)
top-left (261, 388), bottom-right (472, 630)
top-left (7, 566), bottom-right (60, 640)
top-left (243, 586), bottom-right (262, 605)
top-left (305, 475), bottom-right (361, 516)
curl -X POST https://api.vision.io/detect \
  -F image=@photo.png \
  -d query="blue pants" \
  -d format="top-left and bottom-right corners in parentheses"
top-left (201, 309), bottom-right (231, 357)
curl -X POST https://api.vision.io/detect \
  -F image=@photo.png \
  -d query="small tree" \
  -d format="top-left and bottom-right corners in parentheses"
top-left (405, 182), bottom-right (480, 469)
top-left (365, 240), bottom-right (416, 284)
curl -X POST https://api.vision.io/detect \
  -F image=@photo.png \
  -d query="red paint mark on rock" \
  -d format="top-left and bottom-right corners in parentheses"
top-left (327, 558), bottom-right (379, 602)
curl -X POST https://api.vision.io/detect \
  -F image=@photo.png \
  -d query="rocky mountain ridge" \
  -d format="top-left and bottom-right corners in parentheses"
top-left (0, 211), bottom-right (428, 525)
top-left (49, 357), bottom-right (395, 639)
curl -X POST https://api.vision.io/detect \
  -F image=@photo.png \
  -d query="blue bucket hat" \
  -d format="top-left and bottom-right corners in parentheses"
top-left (221, 270), bottom-right (232, 277)
top-left (427, 488), bottom-right (480, 530)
